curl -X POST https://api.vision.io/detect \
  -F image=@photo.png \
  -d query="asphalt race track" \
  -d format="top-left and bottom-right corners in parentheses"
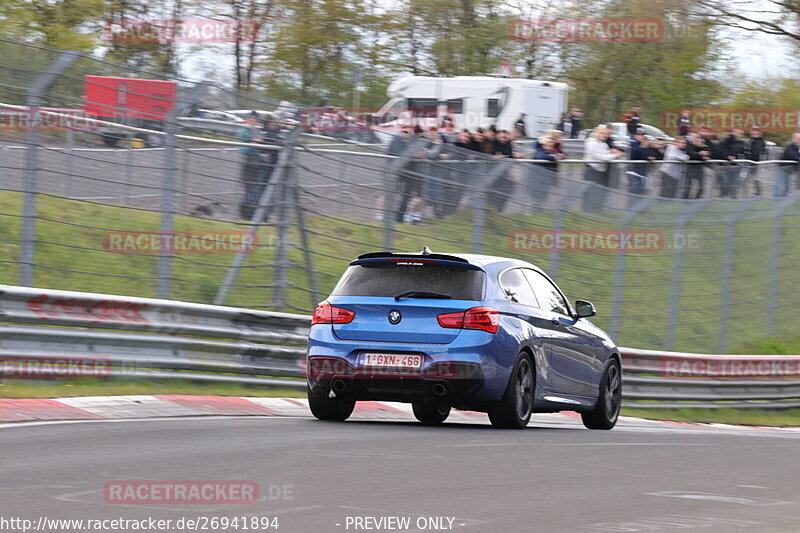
top-left (2, 415), bottom-right (799, 533)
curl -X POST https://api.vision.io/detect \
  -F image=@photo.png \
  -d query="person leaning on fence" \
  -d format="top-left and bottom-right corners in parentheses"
top-left (389, 124), bottom-right (427, 224)
top-left (744, 125), bottom-right (767, 196)
top-left (243, 115), bottom-right (283, 222)
top-left (547, 129), bottom-right (568, 157)
top-left (237, 111), bottom-right (269, 221)
top-left (627, 134), bottom-right (659, 195)
top-left (584, 126), bottom-right (623, 186)
top-left (684, 131), bottom-right (711, 199)
top-left (424, 126), bottom-right (454, 220)
top-left (775, 133), bottom-right (800, 198)
top-left (659, 137), bottom-right (690, 198)
top-left (717, 128), bottom-right (746, 198)
top-left (582, 126), bottom-right (624, 212)
top-left (526, 135), bottom-right (564, 210)
top-left (486, 130), bottom-right (523, 212)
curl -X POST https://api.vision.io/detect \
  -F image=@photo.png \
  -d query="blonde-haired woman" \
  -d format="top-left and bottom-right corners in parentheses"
top-left (584, 126), bottom-right (623, 186)
top-left (583, 126), bottom-right (624, 212)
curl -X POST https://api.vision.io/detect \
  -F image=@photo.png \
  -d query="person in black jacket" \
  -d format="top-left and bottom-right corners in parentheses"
top-left (514, 113), bottom-right (528, 137)
top-left (775, 133), bottom-right (800, 197)
top-left (627, 135), bottom-right (660, 194)
top-left (684, 132), bottom-right (711, 199)
top-left (717, 128), bottom-right (746, 198)
top-left (624, 106), bottom-right (641, 140)
top-left (744, 125), bottom-right (767, 196)
top-left (569, 108), bottom-right (583, 139)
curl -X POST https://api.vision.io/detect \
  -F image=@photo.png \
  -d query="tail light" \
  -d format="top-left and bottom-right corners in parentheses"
top-left (437, 306), bottom-right (499, 334)
top-left (311, 301), bottom-right (355, 325)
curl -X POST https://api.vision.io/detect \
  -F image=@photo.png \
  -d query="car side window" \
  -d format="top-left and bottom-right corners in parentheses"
top-left (523, 269), bottom-right (570, 316)
top-left (499, 269), bottom-right (539, 307)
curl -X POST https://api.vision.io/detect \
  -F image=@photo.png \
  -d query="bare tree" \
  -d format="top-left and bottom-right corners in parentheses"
top-left (188, 0), bottom-right (279, 91)
top-left (693, 0), bottom-right (800, 43)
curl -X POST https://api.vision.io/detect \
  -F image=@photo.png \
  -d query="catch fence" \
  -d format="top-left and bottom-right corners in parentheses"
top-left (1, 39), bottom-right (800, 354)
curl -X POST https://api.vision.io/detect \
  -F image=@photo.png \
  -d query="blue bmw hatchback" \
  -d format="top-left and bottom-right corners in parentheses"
top-left (306, 249), bottom-right (622, 429)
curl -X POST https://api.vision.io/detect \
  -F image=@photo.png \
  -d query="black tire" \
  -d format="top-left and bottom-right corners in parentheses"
top-left (307, 385), bottom-right (355, 421)
top-left (412, 402), bottom-right (450, 425)
top-left (489, 352), bottom-right (534, 429)
top-left (582, 358), bottom-right (622, 430)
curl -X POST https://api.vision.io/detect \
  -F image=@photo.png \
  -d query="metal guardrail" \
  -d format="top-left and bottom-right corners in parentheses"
top-left (2, 285), bottom-right (799, 408)
top-left (0, 285), bottom-right (309, 388)
top-left (621, 348), bottom-right (800, 409)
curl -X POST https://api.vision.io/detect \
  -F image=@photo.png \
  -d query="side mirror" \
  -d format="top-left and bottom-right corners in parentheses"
top-left (575, 300), bottom-right (596, 318)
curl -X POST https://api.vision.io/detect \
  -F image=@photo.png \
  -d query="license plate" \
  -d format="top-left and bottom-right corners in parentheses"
top-left (361, 353), bottom-right (422, 369)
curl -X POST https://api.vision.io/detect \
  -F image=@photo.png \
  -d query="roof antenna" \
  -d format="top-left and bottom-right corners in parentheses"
top-left (421, 246), bottom-right (432, 256)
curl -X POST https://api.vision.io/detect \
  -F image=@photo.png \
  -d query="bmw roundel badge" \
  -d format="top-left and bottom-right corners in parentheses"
top-left (388, 310), bottom-right (402, 324)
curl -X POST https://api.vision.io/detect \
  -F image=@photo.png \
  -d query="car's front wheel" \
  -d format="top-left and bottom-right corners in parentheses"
top-left (412, 402), bottom-right (450, 425)
top-left (581, 358), bottom-right (622, 430)
top-left (307, 385), bottom-right (356, 421)
top-left (489, 352), bottom-right (534, 429)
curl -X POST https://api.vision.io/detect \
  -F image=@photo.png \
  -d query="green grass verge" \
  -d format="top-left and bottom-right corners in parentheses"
top-left (3, 190), bottom-right (800, 423)
top-left (6, 190), bottom-right (800, 352)
top-left (621, 407), bottom-right (800, 427)
top-left (0, 378), bottom-right (305, 399)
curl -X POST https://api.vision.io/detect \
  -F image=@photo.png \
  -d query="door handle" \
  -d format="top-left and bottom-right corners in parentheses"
top-left (550, 317), bottom-right (560, 326)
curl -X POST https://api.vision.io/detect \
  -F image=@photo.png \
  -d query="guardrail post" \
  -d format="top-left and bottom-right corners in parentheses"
top-left (548, 181), bottom-right (591, 279)
top-left (291, 176), bottom-right (320, 311)
top-left (472, 159), bottom-right (512, 254)
top-left (766, 193), bottom-right (800, 334)
top-left (609, 197), bottom-right (655, 341)
top-left (273, 153), bottom-right (293, 309)
top-left (383, 138), bottom-right (425, 251)
top-left (718, 198), bottom-right (758, 353)
top-left (19, 51), bottom-right (79, 287)
top-left (214, 127), bottom-right (302, 306)
top-left (157, 83), bottom-right (209, 299)
top-left (665, 199), bottom-right (710, 349)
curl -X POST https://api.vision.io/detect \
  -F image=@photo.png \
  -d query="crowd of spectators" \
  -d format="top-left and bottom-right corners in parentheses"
top-left (583, 108), bottom-right (800, 200)
top-left (384, 120), bottom-right (576, 223)
top-left (379, 107), bottom-right (800, 222)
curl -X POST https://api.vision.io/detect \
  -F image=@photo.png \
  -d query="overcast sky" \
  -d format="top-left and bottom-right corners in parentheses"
top-left (731, 30), bottom-right (795, 77)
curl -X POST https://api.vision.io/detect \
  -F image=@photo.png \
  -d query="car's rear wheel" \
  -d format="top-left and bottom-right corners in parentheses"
top-left (307, 385), bottom-right (356, 421)
top-left (489, 352), bottom-right (534, 429)
top-left (582, 358), bottom-right (622, 430)
top-left (412, 402), bottom-right (450, 425)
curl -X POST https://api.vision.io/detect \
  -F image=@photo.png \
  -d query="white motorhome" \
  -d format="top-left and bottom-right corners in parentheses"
top-left (373, 76), bottom-right (569, 142)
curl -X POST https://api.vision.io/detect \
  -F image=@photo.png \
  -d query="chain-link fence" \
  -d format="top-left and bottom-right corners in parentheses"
top-left (2, 39), bottom-right (800, 354)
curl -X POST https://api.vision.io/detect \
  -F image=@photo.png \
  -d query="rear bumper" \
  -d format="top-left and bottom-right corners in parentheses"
top-left (308, 358), bottom-right (483, 403)
top-left (307, 324), bottom-right (516, 403)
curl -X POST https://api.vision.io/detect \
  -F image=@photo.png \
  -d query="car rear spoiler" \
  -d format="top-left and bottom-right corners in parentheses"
top-left (353, 251), bottom-right (482, 270)
top-left (357, 251), bottom-right (470, 263)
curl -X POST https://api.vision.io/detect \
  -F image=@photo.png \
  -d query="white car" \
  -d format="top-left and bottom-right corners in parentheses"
top-left (595, 122), bottom-right (673, 149)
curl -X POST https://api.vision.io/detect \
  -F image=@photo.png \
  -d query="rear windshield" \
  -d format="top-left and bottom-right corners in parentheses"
top-left (331, 262), bottom-right (484, 300)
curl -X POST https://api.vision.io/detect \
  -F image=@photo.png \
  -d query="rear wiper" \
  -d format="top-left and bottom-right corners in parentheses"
top-left (394, 291), bottom-right (452, 300)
